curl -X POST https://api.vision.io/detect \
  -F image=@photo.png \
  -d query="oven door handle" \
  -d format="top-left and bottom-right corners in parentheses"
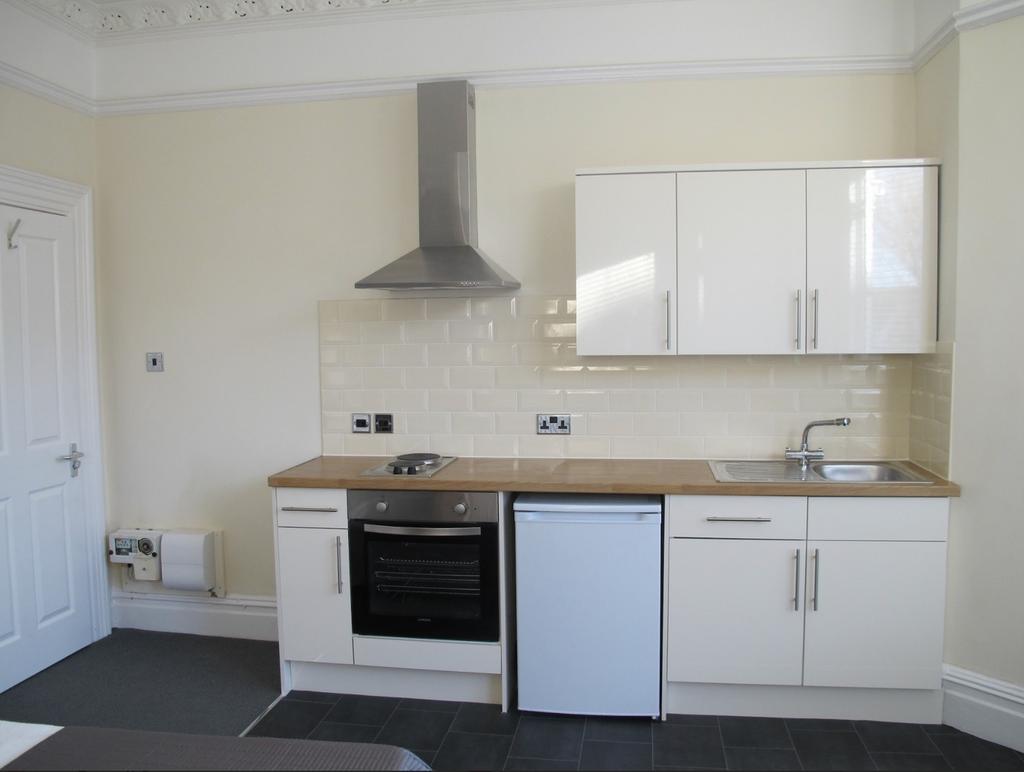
top-left (363, 524), bottom-right (482, 537)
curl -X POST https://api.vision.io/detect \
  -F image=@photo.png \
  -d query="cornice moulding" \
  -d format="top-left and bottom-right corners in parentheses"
top-left (912, 14), bottom-right (957, 70)
top-left (93, 55), bottom-right (914, 117)
top-left (7, 0), bottom-right (95, 43)
top-left (4, 0), bottom-right (1023, 118)
top-left (0, 60), bottom-right (97, 114)
top-left (954, 0), bottom-right (1024, 31)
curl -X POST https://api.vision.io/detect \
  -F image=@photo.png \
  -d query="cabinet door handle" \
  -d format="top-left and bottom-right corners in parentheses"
top-left (793, 548), bottom-right (801, 611)
top-left (281, 506), bottom-right (339, 513)
top-left (665, 289), bottom-right (672, 351)
top-left (336, 535), bottom-right (344, 595)
top-left (811, 289), bottom-right (820, 350)
top-left (704, 516), bottom-right (772, 523)
top-left (794, 290), bottom-right (802, 350)
top-left (811, 548), bottom-right (820, 610)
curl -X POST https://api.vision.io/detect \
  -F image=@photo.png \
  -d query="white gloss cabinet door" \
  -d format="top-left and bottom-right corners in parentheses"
top-left (667, 539), bottom-right (806, 686)
top-left (277, 528), bottom-right (353, 665)
top-left (803, 540), bottom-right (946, 689)
top-left (676, 170), bottom-right (807, 354)
top-left (806, 166), bottom-right (938, 353)
top-left (575, 173), bottom-right (677, 355)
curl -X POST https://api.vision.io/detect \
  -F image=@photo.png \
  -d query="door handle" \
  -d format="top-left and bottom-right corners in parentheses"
top-left (57, 443), bottom-right (85, 478)
top-left (793, 548), bottom-right (801, 611)
top-left (794, 290), bottom-right (802, 350)
top-left (364, 524), bottom-right (481, 537)
top-left (811, 548), bottom-right (820, 611)
top-left (665, 289), bottom-right (672, 351)
top-left (342, 532), bottom-right (350, 593)
top-left (704, 516), bottom-right (772, 523)
top-left (280, 506), bottom-right (339, 513)
top-left (811, 289), bottom-right (820, 350)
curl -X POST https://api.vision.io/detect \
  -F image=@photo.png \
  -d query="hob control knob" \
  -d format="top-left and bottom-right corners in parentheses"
top-left (375, 501), bottom-right (388, 513)
top-left (453, 503), bottom-right (467, 515)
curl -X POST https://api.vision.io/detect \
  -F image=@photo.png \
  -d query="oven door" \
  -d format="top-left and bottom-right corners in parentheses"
top-left (349, 520), bottom-right (499, 642)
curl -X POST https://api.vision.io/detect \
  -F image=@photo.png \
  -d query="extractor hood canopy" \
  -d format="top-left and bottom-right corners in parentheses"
top-left (355, 80), bottom-right (520, 291)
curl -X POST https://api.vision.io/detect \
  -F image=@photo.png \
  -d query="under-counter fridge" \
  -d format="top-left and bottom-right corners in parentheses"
top-left (513, 494), bottom-right (662, 717)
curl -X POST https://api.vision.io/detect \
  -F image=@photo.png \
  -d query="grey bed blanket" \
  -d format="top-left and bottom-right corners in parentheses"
top-left (4, 725), bottom-right (431, 771)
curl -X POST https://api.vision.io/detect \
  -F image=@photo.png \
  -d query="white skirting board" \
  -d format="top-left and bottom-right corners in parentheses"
top-left (110, 592), bottom-right (278, 641)
top-left (666, 682), bottom-right (944, 724)
top-left (942, 665), bottom-right (1024, 753)
top-left (288, 661), bottom-right (502, 706)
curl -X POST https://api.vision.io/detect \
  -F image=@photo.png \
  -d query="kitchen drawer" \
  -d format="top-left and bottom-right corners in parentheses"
top-left (275, 488), bottom-right (347, 528)
top-left (669, 495), bottom-right (806, 539)
top-left (353, 635), bottom-right (502, 675)
top-left (808, 497), bottom-right (948, 541)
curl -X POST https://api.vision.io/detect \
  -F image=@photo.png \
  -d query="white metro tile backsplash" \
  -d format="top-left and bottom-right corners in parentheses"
top-left (321, 296), bottom-right (913, 460)
top-left (909, 343), bottom-right (954, 478)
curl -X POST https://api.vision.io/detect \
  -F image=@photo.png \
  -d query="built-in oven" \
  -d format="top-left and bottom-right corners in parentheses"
top-left (347, 490), bottom-right (500, 643)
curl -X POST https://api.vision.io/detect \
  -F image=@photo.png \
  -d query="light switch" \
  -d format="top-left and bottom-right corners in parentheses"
top-left (146, 352), bottom-right (164, 372)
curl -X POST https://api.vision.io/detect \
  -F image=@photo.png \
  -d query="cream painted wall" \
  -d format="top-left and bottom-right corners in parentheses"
top-left (97, 95), bottom-right (417, 596)
top-left (914, 41), bottom-right (959, 343)
top-left (0, 84), bottom-right (95, 186)
top-left (477, 76), bottom-right (917, 296)
top-left (908, 40), bottom-right (958, 478)
top-left (944, 16), bottom-right (1024, 685)
top-left (97, 74), bottom-right (916, 596)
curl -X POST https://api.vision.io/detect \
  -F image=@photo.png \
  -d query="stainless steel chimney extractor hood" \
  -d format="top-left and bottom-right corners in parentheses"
top-left (355, 80), bottom-right (521, 291)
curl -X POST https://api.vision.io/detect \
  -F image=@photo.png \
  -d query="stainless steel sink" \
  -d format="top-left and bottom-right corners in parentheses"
top-left (710, 460), bottom-right (932, 484)
top-left (810, 462), bottom-right (929, 483)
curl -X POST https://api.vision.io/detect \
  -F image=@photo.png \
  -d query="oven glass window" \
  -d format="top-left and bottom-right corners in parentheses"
top-left (368, 539), bottom-right (482, 622)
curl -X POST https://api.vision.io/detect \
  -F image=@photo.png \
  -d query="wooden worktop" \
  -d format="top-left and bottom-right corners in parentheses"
top-left (268, 456), bottom-right (960, 497)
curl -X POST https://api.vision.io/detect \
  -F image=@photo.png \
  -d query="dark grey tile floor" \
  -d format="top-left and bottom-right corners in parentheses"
top-left (0, 629), bottom-right (280, 736)
top-left (246, 692), bottom-right (1024, 771)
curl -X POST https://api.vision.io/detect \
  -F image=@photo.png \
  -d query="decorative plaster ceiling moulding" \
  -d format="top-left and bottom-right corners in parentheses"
top-left (12, 0), bottom-right (679, 42)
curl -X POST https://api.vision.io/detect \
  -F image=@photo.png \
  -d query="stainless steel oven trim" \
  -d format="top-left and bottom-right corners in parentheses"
top-left (364, 524), bottom-right (482, 537)
top-left (347, 490), bottom-right (498, 524)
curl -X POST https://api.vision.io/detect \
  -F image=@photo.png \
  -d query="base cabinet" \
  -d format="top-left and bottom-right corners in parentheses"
top-left (803, 540), bottom-right (946, 689)
top-left (666, 495), bottom-right (948, 691)
top-left (277, 527), bottom-right (353, 665)
top-left (667, 539), bottom-right (805, 685)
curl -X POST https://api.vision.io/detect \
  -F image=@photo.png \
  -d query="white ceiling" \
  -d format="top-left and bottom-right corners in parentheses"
top-left (14, 0), bottom-right (670, 39)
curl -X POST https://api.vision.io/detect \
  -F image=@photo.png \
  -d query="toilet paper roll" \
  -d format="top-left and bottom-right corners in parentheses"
top-left (160, 530), bottom-right (215, 591)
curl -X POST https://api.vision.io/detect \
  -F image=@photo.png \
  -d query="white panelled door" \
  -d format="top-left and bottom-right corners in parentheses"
top-left (575, 173), bottom-right (677, 355)
top-left (676, 170), bottom-right (806, 354)
top-left (806, 166), bottom-right (938, 353)
top-left (667, 538), bottom-right (806, 686)
top-left (0, 204), bottom-right (94, 692)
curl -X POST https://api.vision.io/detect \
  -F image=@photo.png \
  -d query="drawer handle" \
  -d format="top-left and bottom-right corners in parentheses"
top-left (281, 506), bottom-right (339, 513)
top-left (704, 516), bottom-right (773, 523)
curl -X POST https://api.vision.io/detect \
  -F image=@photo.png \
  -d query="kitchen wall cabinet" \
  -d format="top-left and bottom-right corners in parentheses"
top-left (676, 170), bottom-right (806, 354)
top-left (575, 172), bottom-right (677, 355)
top-left (665, 494), bottom-right (948, 690)
top-left (575, 161), bottom-right (938, 356)
top-left (276, 526), bottom-right (353, 665)
top-left (806, 167), bottom-right (939, 354)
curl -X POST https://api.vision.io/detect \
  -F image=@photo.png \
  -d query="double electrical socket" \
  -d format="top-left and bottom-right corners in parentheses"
top-left (537, 414), bottom-right (571, 434)
top-left (352, 413), bottom-right (393, 434)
